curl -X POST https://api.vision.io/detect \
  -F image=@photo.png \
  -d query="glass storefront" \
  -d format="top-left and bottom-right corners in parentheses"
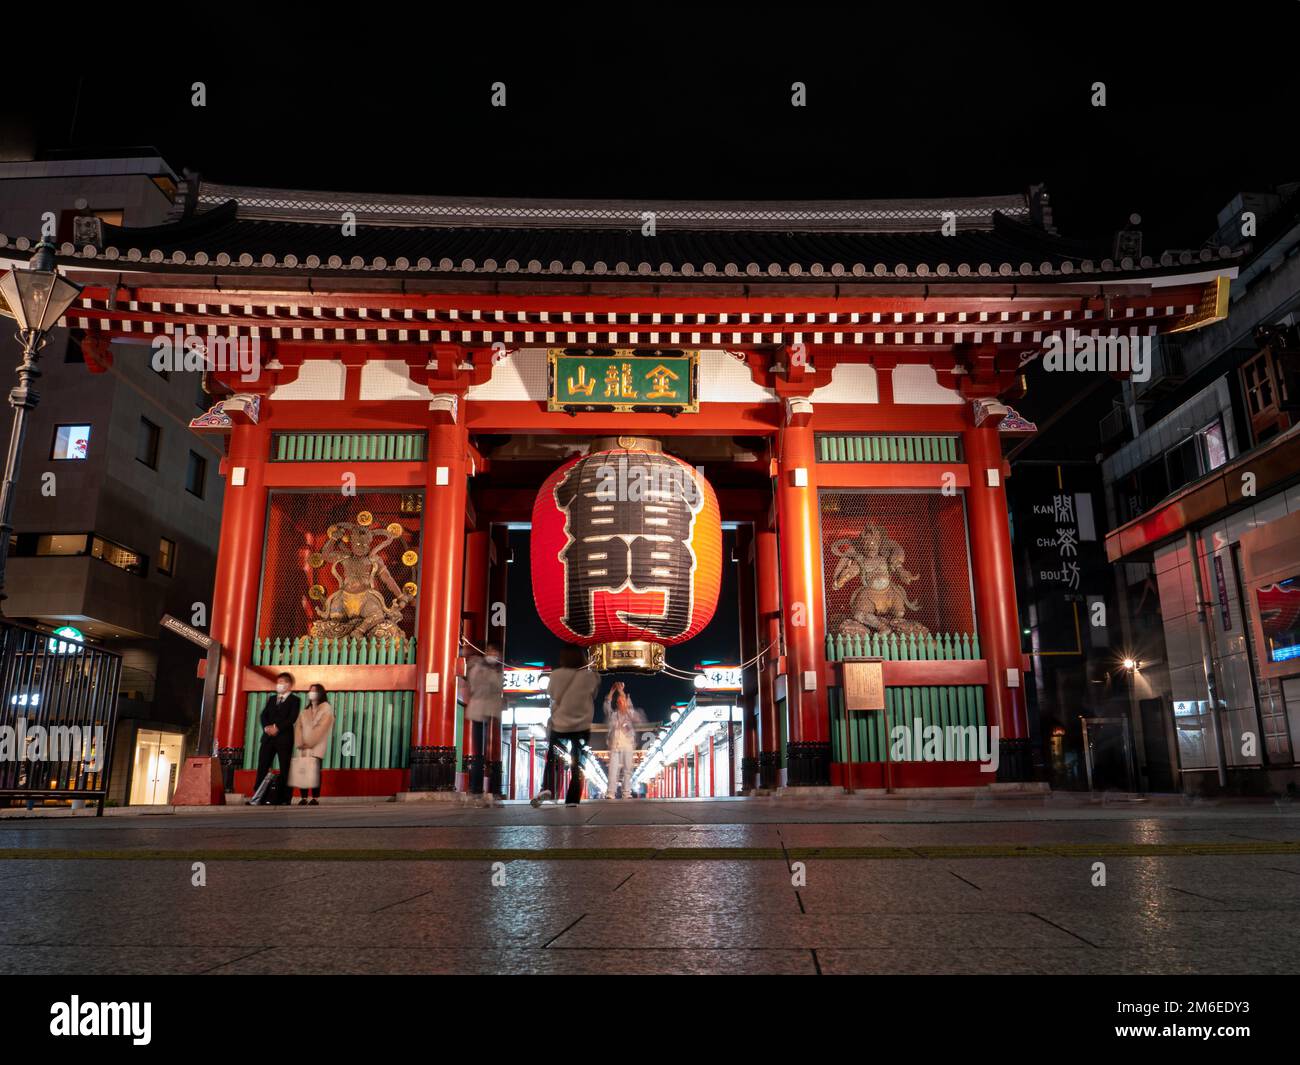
top-left (129, 730), bottom-right (184, 805)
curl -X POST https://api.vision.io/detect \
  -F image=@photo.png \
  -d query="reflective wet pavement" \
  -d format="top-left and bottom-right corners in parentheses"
top-left (1, 796), bottom-right (1298, 974)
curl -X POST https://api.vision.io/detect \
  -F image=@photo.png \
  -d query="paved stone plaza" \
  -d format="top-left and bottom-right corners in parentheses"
top-left (2, 795), bottom-right (1298, 975)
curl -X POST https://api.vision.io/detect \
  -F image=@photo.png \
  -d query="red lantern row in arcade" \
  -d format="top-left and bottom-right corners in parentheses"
top-left (531, 437), bottom-right (722, 673)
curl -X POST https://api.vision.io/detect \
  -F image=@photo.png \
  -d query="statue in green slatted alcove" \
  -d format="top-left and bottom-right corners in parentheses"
top-left (830, 521), bottom-right (930, 637)
top-left (306, 514), bottom-right (413, 643)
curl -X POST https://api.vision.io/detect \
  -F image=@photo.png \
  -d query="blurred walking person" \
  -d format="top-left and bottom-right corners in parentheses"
top-left (465, 642), bottom-right (505, 807)
top-left (532, 644), bottom-right (599, 807)
top-left (604, 681), bottom-right (644, 799)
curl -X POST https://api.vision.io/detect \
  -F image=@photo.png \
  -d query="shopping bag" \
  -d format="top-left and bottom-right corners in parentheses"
top-left (288, 754), bottom-right (321, 789)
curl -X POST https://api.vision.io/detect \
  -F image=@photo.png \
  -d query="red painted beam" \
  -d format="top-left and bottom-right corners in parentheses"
top-left (261, 462), bottom-right (427, 487)
top-left (465, 401), bottom-right (781, 435)
top-left (821, 659), bottom-right (990, 688)
top-left (243, 664), bottom-right (419, 692)
top-left (815, 463), bottom-right (971, 489)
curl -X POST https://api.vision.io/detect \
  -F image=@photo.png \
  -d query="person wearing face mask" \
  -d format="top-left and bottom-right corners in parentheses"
top-left (249, 672), bottom-right (300, 805)
top-left (603, 681), bottom-right (644, 799)
top-left (464, 642), bottom-right (505, 806)
top-left (292, 684), bottom-right (334, 805)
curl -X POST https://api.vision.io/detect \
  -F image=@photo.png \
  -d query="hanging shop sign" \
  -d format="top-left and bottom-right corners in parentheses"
top-left (503, 668), bottom-right (550, 692)
top-left (531, 437), bottom-right (721, 673)
top-left (694, 665), bottom-right (742, 690)
top-left (48, 626), bottom-right (85, 654)
top-left (548, 349), bottom-right (698, 413)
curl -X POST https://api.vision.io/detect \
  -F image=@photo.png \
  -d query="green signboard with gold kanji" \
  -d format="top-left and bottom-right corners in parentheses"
top-left (548, 349), bottom-right (699, 413)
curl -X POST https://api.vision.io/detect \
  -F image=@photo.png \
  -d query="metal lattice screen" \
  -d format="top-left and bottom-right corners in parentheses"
top-left (256, 490), bottom-right (423, 653)
top-left (820, 490), bottom-right (976, 645)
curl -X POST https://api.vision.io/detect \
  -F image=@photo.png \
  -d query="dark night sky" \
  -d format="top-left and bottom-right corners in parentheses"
top-left (5, 12), bottom-right (1300, 247)
top-left (5, 10), bottom-right (1297, 718)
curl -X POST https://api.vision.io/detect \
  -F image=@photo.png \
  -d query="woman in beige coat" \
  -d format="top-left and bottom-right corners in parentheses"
top-left (293, 683), bottom-right (334, 805)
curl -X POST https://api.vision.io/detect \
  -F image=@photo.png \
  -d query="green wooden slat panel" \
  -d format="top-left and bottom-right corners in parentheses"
top-left (351, 692), bottom-right (363, 767)
top-left (348, 692), bottom-right (360, 767)
top-left (273, 432), bottom-right (430, 462)
top-left (338, 696), bottom-right (352, 768)
top-left (360, 693), bottom-right (372, 769)
top-left (824, 686), bottom-right (987, 763)
top-left (372, 692), bottom-right (384, 767)
top-left (243, 694), bottom-right (258, 769)
top-left (400, 692), bottom-right (412, 767)
top-left (455, 702), bottom-right (465, 772)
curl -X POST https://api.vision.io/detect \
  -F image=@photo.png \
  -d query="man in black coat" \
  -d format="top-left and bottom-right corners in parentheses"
top-left (251, 672), bottom-right (300, 805)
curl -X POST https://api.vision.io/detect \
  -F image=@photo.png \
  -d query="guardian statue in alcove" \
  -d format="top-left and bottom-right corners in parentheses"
top-left (307, 520), bottom-right (411, 642)
top-left (830, 521), bottom-right (930, 637)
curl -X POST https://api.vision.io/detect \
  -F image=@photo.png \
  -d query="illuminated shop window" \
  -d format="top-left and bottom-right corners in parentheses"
top-left (16, 532), bottom-right (147, 577)
top-left (51, 424), bottom-right (91, 460)
top-left (90, 535), bottom-right (147, 576)
top-left (157, 537), bottom-right (176, 576)
top-left (36, 534), bottom-right (89, 556)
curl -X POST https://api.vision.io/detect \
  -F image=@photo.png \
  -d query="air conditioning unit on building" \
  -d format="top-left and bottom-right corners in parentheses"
top-left (1134, 338), bottom-right (1187, 400)
top-left (1098, 402), bottom-right (1128, 445)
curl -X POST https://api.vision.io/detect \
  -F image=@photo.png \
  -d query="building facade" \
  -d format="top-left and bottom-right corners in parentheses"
top-left (0, 154), bottom-right (225, 804)
top-left (1104, 185), bottom-right (1300, 795)
top-left (0, 178), bottom-right (1237, 797)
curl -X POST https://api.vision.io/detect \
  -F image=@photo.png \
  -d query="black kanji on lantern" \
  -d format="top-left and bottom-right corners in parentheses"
top-left (554, 453), bottom-right (704, 638)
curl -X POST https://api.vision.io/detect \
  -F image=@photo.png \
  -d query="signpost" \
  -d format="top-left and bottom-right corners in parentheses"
top-left (842, 658), bottom-right (887, 793)
top-left (160, 613), bottom-right (225, 805)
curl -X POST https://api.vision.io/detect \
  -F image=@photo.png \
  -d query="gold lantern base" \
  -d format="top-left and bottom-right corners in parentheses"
top-left (587, 641), bottom-right (665, 674)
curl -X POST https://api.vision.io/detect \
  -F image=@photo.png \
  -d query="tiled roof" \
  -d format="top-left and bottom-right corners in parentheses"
top-left (0, 182), bottom-right (1244, 283)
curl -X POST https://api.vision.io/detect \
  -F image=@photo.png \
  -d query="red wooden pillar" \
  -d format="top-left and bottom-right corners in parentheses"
top-left (411, 418), bottom-right (470, 790)
top-left (775, 418), bottom-right (830, 784)
top-left (755, 528), bottom-right (782, 788)
top-left (963, 424), bottom-right (1029, 776)
top-left (708, 734), bottom-right (715, 797)
top-left (211, 420), bottom-right (272, 786)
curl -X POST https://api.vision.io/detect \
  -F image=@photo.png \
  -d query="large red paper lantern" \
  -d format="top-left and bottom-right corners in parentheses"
top-left (531, 437), bottom-right (722, 672)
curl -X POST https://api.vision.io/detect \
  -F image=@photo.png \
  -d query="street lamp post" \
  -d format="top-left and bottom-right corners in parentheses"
top-left (0, 241), bottom-right (84, 609)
